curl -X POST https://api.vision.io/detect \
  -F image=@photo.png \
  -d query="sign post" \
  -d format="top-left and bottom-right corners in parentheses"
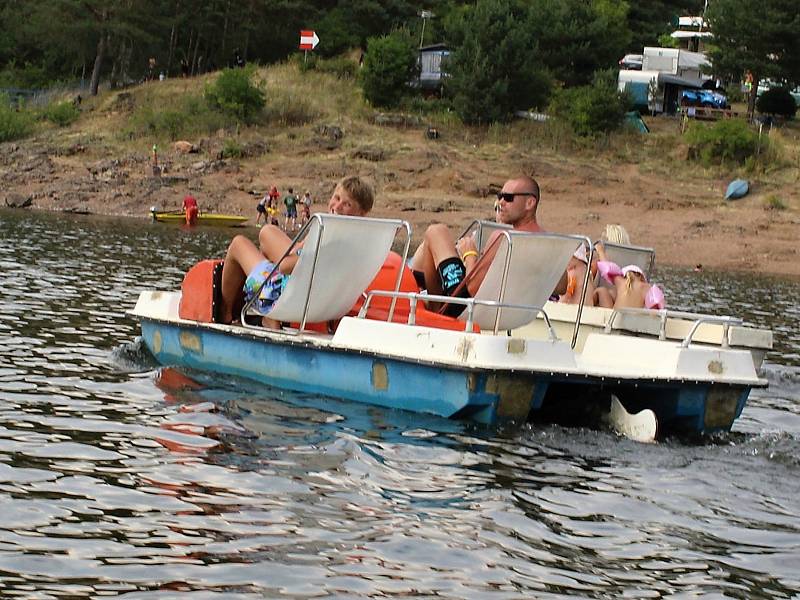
top-left (299, 30), bottom-right (320, 63)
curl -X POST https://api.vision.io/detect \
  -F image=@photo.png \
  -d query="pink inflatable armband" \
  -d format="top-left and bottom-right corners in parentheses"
top-left (597, 260), bottom-right (623, 285)
top-left (645, 284), bottom-right (665, 310)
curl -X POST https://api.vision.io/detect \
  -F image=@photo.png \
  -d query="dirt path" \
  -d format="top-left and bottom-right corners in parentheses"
top-left (2, 126), bottom-right (799, 278)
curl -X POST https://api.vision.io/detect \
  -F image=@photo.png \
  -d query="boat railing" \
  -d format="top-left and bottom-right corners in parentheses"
top-left (603, 307), bottom-right (744, 348)
top-left (241, 213), bottom-right (412, 333)
top-left (358, 290), bottom-right (560, 341)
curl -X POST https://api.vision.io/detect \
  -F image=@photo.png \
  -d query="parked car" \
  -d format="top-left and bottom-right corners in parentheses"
top-left (618, 54), bottom-right (643, 70)
top-left (681, 89), bottom-right (728, 109)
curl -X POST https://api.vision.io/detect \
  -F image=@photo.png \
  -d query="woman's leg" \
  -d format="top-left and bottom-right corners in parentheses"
top-left (219, 235), bottom-right (265, 323)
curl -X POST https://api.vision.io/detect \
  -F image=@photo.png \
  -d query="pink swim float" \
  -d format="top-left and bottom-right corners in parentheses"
top-left (597, 260), bottom-right (623, 285)
top-left (645, 284), bottom-right (665, 309)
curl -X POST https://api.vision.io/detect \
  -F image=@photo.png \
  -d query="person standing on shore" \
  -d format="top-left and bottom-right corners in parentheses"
top-left (283, 187), bottom-right (298, 231)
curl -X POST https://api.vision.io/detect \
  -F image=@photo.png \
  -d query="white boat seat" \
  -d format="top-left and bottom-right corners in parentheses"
top-left (597, 241), bottom-right (656, 286)
top-left (458, 231), bottom-right (587, 331)
top-left (245, 214), bottom-right (407, 328)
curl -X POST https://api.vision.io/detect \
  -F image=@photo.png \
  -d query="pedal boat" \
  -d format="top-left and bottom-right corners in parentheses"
top-left (129, 215), bottom-right (768, 436)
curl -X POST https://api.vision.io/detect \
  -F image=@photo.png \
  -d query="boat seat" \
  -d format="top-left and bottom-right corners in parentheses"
top-left (456, 231), bottom-right (588, 332)
top-left (243, 214), bottom-right (408, 330)
top-left (596, 241), bottom-right (656, 287)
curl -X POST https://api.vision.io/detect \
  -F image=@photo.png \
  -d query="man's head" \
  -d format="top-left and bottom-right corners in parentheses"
top-left (496, 176), bottom-right (540, 227)
top-left (328, 176), bottom-right (374, 216)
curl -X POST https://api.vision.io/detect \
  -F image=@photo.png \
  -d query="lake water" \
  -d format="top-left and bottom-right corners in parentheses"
top-left (1, 208), bottom-right (799, 598)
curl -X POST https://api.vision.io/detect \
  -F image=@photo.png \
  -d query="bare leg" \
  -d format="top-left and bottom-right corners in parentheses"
top-left (219, 235), bottom-right (266, 323)
top-left (258, 224), bottom-right (293, 261)
top-left (594, 287), bottom-right (615, 309)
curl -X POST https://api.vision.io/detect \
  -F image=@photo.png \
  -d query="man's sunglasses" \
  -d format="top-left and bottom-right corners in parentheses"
top-left (496, 192), bottom-right (537, 202)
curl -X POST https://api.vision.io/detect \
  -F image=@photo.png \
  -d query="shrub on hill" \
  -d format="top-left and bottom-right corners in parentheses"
top-left (43, 101), bottom-right (80, 127)
top-left (360, 31), bottom-right (417, 108)
top-left (205, 67), bottom-right (265, 123)
top-left (756, 87), bottom-right (797, 118)
top-left (549, 69), bottom-right (629, 137)
top-left (686, 119), bottom-right (762, 166)
top-left (0, 96), bottom-right (34, 141)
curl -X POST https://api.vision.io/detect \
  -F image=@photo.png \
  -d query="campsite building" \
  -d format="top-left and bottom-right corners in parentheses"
top-left (418, 43), bottom-right (449, 91)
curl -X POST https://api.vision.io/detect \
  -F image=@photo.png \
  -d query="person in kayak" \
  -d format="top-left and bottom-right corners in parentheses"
top-left (182, 194), bottom-right (199, 226)
top-left (218, 176), bottom-right (374, 325)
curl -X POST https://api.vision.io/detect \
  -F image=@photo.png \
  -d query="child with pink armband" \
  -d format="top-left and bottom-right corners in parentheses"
top-left (593, 242), bottom-right (665, 310)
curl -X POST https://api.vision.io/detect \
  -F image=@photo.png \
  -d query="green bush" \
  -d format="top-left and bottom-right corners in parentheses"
top-left (205, 66), bottom-right (266, 123)
top-left (221, 138), bottom-right (244, 159)
top-left (360, 30), bottom-right (417, 108)
top-left (756, 87), bottom-right (797, 118)
top-left (43, 101), bottom-right (80, 127)
top-left (549, 69), bottom-right (629, 137)
top-left (686, 119), bottom-right (762, 166)
top-left (764, 194), bottom-right (786, 210)
top-left (0, 96), bottom-right (34, 141)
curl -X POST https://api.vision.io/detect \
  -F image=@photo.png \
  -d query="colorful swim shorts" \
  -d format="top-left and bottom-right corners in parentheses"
top-left (244, 259), bottom-right (290, 315)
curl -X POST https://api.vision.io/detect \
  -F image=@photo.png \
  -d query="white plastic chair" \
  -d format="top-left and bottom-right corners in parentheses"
top-left (242, 214), bottom-right (409, 331)
top-left (458, 231), bottom-right (589, 332)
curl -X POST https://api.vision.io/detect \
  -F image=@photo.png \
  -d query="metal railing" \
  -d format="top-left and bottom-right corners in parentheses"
top-left (602, 306), bottom-right (743, 348)
top-left (358, 289), bottom-right (559, 342)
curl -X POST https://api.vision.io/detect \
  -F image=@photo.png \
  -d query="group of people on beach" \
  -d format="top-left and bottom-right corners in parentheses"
top-left (219, 174), bottom-right (663, 328)
top-left (256, 186), bottom-right (312, 231)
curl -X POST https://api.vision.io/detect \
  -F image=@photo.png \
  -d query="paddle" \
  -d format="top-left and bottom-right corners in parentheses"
top-left (606, 395), bottom-right (657, 443)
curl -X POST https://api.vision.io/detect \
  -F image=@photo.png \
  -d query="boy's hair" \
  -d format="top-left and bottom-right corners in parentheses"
top-left (339, 176), bottom-right (374, 214)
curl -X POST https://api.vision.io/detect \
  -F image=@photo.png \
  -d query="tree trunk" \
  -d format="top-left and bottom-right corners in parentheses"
top-left (192, 31), bottom-right (201, 75)
top-left (747, 75), bottom-right (759, 122)
top-left (90, 34), bottom-right (108, 96)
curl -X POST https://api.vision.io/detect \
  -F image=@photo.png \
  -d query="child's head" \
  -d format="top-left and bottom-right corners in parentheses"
top-left (328, 176), bottom-right (374, 216)
top-left (622, 265), bottom-right (646, 289)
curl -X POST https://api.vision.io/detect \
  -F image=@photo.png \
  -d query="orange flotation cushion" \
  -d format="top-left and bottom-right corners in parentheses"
top-left (178, 259), bottom-right (223, 322)
top-left (179, 253), bottom-right (474, 332)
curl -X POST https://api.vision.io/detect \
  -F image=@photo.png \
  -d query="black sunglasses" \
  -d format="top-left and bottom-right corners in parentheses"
top-left (496, 192), bottom-right (537, 202)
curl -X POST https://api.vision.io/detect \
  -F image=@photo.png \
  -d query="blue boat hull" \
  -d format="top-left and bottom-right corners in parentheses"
top-left (139, 318), bottom-right (755, 435)
top-left (141, 319), bottom-right (554, 424)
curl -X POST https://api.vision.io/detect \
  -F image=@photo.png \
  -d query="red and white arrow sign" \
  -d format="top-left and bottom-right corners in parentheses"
top-left (299, 30), bottom-right (320, 51)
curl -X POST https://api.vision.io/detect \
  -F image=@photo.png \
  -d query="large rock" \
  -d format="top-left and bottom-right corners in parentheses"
top-left (173, 140), bottom-right (199, 154)
top-left (4, 193), bottom-right (32, 208)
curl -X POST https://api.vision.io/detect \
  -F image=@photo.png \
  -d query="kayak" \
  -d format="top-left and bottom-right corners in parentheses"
top-left (724, 179), bottom-right (749, 201)
top-left (151, 210), bottom-right (248, 227)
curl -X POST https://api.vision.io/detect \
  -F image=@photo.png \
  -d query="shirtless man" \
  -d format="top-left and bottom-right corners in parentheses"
top-left (410, 175), bottom-right (544, 316)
